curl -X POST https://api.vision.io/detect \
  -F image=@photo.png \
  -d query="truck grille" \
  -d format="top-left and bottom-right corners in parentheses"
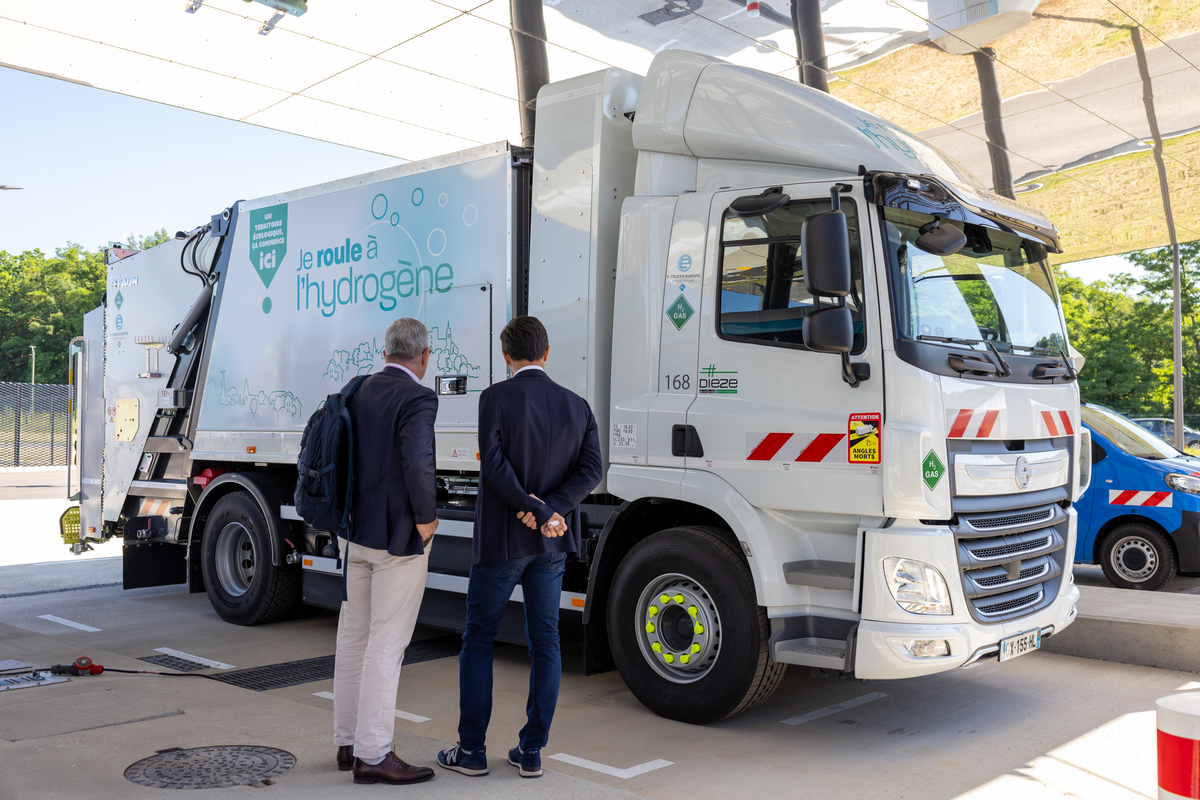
top-left (966, 508), bottom-right (1052, 531)
top-left (952, 502), bottom-right (1068, 623)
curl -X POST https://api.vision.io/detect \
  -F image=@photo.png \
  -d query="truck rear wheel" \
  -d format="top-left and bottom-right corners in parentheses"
top-left (606, 526), bottom-right (785, 723)
top-left (1099, 523), bottom-right (1176, 591)
top-left (201, 492), bottom-right (299, 625)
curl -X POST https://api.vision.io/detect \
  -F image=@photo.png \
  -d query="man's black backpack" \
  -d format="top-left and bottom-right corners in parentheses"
top-left (294, 374), bottom-right (370, 537)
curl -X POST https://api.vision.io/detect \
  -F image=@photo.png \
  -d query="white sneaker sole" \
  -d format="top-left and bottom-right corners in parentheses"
top-left (508, 757), bottom-right (542, 778)
top-left (438, 761), bottom-right (488, 776)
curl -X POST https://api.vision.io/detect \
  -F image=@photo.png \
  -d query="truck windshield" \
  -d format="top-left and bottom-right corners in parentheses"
top-left (883, 206), bottom-right (1068, 354)
top-left (1081, 405), bottom-right (1180, 460)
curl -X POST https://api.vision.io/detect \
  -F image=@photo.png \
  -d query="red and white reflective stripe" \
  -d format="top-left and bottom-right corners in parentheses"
top-left (1041, 410), bottom-right (1075, 436)
top-left (137, 498), bottom-right (172, 517)
top-left (1158, 692), bottom-right (1200, 799)
top-left (1108, 490), bottom-right (1173, 508)
top-left (746, 432), bottom-right (844, 462)
top-left (947, 408), bottom-right (1000, 439)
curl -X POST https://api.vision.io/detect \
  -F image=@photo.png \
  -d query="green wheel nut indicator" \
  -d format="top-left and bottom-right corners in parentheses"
top-left (691, 643), bottom-right (701, 653)
top-left (660, 594), bottom-right (670, 603)
top-left (649, 605), bottom-right (658, 616)
top-left (694, 623), bottom-right (704, 634)
top-left (651, 642), bottom-right (661, 653)
top-left (645, 623), bottom-right (655, 634)
top-left (673, 594), bottom-right (684, 603)
top-left (664, 653), bottom-right (675, 664)
top-left (687, 605), bottom-right (698, 617)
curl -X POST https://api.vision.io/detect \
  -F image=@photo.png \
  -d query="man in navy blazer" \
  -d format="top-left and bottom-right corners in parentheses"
top-left (438, 316), bottom-right (602, 779)
top-left (333, 317), bottom-right (437, 786)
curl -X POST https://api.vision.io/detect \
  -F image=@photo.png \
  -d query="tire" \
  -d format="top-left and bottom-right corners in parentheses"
top-left (1099, 523), bottom-right (1176, 591)
top-left (201, 492), bottom-right (300, 625)
top-left (606, 526), bottom-right (786, 724)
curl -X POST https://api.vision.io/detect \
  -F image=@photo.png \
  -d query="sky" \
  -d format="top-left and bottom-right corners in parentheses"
top-left (1, 64), bottom-right (1141, 284)
top-left (0, 66), bottom-right (401, 255)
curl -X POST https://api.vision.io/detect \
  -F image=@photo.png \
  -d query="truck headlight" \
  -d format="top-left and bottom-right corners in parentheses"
top-left (883, 557), bottom-right (952, 615)
top-left (1164, 472), bottom-right (1200, 494)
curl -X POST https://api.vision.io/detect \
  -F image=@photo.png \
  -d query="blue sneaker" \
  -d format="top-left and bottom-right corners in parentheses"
top-left (507, 745), bottom-right (542, 778)
top-left (437, 744), bottom-right (488, 776)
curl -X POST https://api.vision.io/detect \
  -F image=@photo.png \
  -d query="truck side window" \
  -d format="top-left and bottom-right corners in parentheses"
top-left (718, 198), bottom-right (865, 353)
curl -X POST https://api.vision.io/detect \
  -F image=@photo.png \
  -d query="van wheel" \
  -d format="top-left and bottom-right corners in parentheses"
top-left (202, 492), bottom-right (299, 625)
top-left (607, 526), bottom-right (786, 723)
top-left (1099, 523), bottom-right (1176, 591)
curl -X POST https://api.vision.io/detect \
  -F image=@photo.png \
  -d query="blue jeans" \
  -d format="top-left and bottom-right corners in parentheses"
top-left (458, 551), bottom-right (567, 753)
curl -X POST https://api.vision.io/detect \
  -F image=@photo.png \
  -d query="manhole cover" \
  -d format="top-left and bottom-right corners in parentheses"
top-left (124, 745), bottom-right (295, 789)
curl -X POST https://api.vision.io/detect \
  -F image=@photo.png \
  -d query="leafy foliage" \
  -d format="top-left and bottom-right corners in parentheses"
top-left (0, 230), bottom-right (168, 384)
top-left (1059, 240), bottom-right (1200, 417)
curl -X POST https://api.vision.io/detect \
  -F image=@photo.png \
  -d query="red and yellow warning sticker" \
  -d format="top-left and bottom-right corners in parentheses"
top-left (848, 413), bottom-right (881, 464)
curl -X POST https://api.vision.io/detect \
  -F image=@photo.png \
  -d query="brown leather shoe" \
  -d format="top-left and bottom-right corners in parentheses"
top-left (353, 752), bottom-right (435, 785)
top-left (337, 745), bottom-right (354, 771)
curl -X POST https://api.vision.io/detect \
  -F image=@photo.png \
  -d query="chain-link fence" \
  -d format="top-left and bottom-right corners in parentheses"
top-left (0, 382), bottom-right (72, 467)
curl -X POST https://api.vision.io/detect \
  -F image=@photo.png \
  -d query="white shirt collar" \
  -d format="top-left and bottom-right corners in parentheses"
top-left (384, 362), bottom-right (421, 383)
top-left (513, 365), bottom-right (545, 377)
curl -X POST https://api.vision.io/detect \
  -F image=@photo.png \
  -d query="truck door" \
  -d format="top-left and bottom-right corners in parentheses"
top-left (686, 182), bottom-right (885, 516)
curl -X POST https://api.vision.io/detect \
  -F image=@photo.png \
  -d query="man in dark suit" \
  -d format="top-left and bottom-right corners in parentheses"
top-left (438, 316), bottom-right (603, 779)
top-left (333, 317), bottom-right (437, 786)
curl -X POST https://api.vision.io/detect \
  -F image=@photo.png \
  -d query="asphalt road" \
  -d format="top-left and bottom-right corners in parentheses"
top-left (0, 557), bottom-right (1194, 799)
top-left (921, 32), bottom-right (1200, 192)
top-left (0, 467), bottom-right (68, 501)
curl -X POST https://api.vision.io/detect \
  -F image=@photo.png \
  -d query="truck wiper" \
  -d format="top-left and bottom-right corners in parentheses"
top-left (918, 334), bottom-right (1012, 377)
top-left (1009, 344), bottom-right (1078, 380)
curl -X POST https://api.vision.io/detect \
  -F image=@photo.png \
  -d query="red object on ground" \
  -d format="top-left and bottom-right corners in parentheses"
top-left (1158, 692), bottom-right (1200, 799)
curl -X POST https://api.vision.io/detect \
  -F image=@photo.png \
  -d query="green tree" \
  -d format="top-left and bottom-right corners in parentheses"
top-left (0, 230), bottom-right (170, 385)
top-left (1126, 241), bottom-right (1200, 414)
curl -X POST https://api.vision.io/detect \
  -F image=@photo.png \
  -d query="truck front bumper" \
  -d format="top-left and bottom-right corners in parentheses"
top-left (853, 582), bottom-right (1080, 680)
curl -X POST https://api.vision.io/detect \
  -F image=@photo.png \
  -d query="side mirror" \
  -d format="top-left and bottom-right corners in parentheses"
top-left (729, 186), bottom-right (790, 218)
top-left (803, 306), bottom-right (853, 354)
top-left (801, 210), bottom-right (851, 297)
top-left (914, 217), bottom-right (967, 257)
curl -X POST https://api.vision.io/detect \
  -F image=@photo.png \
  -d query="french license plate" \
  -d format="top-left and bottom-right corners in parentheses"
top-left (998, 629), bottom-right (1041, 662)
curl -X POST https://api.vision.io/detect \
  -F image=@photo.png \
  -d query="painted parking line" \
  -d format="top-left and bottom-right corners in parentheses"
top-left (36, 614), bottom-right (100, 632)
top-left (311, 691), bottom-right (430, 723)
top-left (153, 647), bottom-right (236, 670)
top-left (781, 692), bottom-right (888, 726)
top-left (548, 753), bottom-right (673, 779)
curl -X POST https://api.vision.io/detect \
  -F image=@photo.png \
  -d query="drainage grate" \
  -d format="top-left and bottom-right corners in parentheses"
top-left (140, 654), bottom-right (209, 673)
top-left (124, 745), bottom-right (295, 789)
top-left (211, 636), bottom-right (466, 692)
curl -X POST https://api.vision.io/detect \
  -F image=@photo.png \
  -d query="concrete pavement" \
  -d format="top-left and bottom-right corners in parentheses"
top-left (0, 468), bottom-right (121, 568)
top-left (0, 557), bottom-right (1195, 799)
top-left (920, 31), bottom-right (1200, 190)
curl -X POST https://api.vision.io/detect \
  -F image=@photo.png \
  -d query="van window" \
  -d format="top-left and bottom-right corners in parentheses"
top-left (718, 198), bottom-right (865, 353)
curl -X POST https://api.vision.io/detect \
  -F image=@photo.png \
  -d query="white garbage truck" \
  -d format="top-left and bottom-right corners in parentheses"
top-left (64, 50), bottom-right (1085, 723)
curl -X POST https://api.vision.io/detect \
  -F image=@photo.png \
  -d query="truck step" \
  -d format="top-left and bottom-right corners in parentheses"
top-left (782, 560), bottom-right (855, 591)
top-left (773, 637), bottom-right (847, 670)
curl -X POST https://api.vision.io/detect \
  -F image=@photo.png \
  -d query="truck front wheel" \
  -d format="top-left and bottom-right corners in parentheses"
top-left (606, 526), bottom-right (785, 723)
top-left (201, 492), bottom-right (300, 625)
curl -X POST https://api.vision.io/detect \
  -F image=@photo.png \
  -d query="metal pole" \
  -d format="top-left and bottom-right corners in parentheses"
top-left (1130, 26), bottom-right (1184, 449)
top-left (972, 47), bottom-right (1015, 199)
top-left (509, 0), bottom-right (550, 148)
top-left (791, 0), bottom-right (829, 92)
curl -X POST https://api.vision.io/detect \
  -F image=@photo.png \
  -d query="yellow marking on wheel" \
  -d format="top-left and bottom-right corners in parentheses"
top-left (645, 623), bottom-right (656, 634)
top-left (688, 606), bottom-right (698, 617)
top-left (660, 594), bottom-right (670, 603)
top-left (694, 623), bottom-right (704, 634)
top-left (664, 653), bottom-right (675, 663)
top-left (651, 642), bottom-right (661, 653)
top-left (673, 594), bottom-right (684, 603)
top-left (680, 654), bottom-right (690, 665)
top-left (691, 643), bottom-right (701, 653)
top-left (649, 606), bottom-right (659, 617)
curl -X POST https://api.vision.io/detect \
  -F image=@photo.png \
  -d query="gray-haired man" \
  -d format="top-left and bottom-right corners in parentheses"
top-left (333, 317), bottom-right (438, 785)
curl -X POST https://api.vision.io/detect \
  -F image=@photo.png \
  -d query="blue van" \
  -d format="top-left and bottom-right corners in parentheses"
top-left (1077, 404), bottom-right (1200, 590)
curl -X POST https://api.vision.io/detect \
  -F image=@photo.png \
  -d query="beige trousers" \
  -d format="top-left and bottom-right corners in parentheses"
top-left (333, 537), bottom-right (429, 765)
